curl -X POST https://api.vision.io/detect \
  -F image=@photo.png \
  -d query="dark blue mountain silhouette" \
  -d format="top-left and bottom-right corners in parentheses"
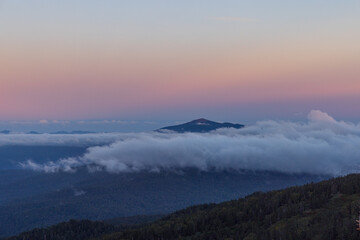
top-left (158, 118), bottom-right (244, 133)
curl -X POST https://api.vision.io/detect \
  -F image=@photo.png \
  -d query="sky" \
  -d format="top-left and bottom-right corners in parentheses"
top-left (0, 0), bottom-right (359, 131)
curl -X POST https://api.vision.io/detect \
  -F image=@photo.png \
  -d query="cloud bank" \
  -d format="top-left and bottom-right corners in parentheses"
top-left (0, 133), bottom-right (132, 147)
top-left (21, 110), bottom-right (360, 176)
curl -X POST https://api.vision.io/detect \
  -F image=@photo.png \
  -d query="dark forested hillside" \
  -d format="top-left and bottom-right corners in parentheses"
top-left (7, 174), bottom-right (360, 240)
top-left (5, 220), bottom-right (116, 240)
top-left (0, 169), bottom-right (320, 237)
top-left (4, 215), bottom-right (164, 240)
top-left (102, 174), bottom-right (360, 240)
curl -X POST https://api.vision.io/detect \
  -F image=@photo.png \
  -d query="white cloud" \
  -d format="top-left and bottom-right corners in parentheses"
top-left (51, 120), bottom-right (70, 124)
top-left (308, 110), bottom-right (336, 123)
top-left (0, 133), bottom-right (132, 146)
top-left (21, 111), bottom-right (360, 176)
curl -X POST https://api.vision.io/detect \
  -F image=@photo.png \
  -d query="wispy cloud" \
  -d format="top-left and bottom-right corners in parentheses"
top-left (213, 16), bottom-right (259, 23)
top-left (39, 120), bottom-right (70, 124)
top-left (0, 132), bottom-right (127, 146)
top-left (39, 120), bottom-right (49, 124)
top-left (21, 110), bottom-right (360, 176)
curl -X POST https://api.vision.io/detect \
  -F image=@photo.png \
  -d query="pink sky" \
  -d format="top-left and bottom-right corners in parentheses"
top-left (1, 1), bottom-right (359, 121)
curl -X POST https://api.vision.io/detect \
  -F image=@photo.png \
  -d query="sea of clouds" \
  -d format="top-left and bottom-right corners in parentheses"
top-left (12, 110), bottom-right (360, 176)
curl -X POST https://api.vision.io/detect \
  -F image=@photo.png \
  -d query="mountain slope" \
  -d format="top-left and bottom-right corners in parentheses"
top-left (158, 118), bottom-right (244, 133)
top-left (5, 220), bottom-right (117, 240)
top-left (0, 170), bottom-right (320, 237)
top-left (7, 173), bottom-right (360, 240)
top-left (101, 173), bottom-right (360, 240)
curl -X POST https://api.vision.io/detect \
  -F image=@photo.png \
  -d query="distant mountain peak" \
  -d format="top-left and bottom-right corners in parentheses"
top-left (158, 119), bottom-right (244, 133)
top-left (192, 118), bottom-right (209, 122)
top-left (190, 118), bottom-right (213, 126)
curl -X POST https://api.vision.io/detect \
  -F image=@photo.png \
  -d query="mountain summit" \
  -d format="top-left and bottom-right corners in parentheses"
top-left (158, 118), bottom-right (244, 133)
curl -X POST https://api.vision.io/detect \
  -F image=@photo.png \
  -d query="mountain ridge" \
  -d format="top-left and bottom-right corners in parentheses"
top-left (158, 118), bottom-right (244, 133)
top-left (7, 173), bottom-right (360, 240)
